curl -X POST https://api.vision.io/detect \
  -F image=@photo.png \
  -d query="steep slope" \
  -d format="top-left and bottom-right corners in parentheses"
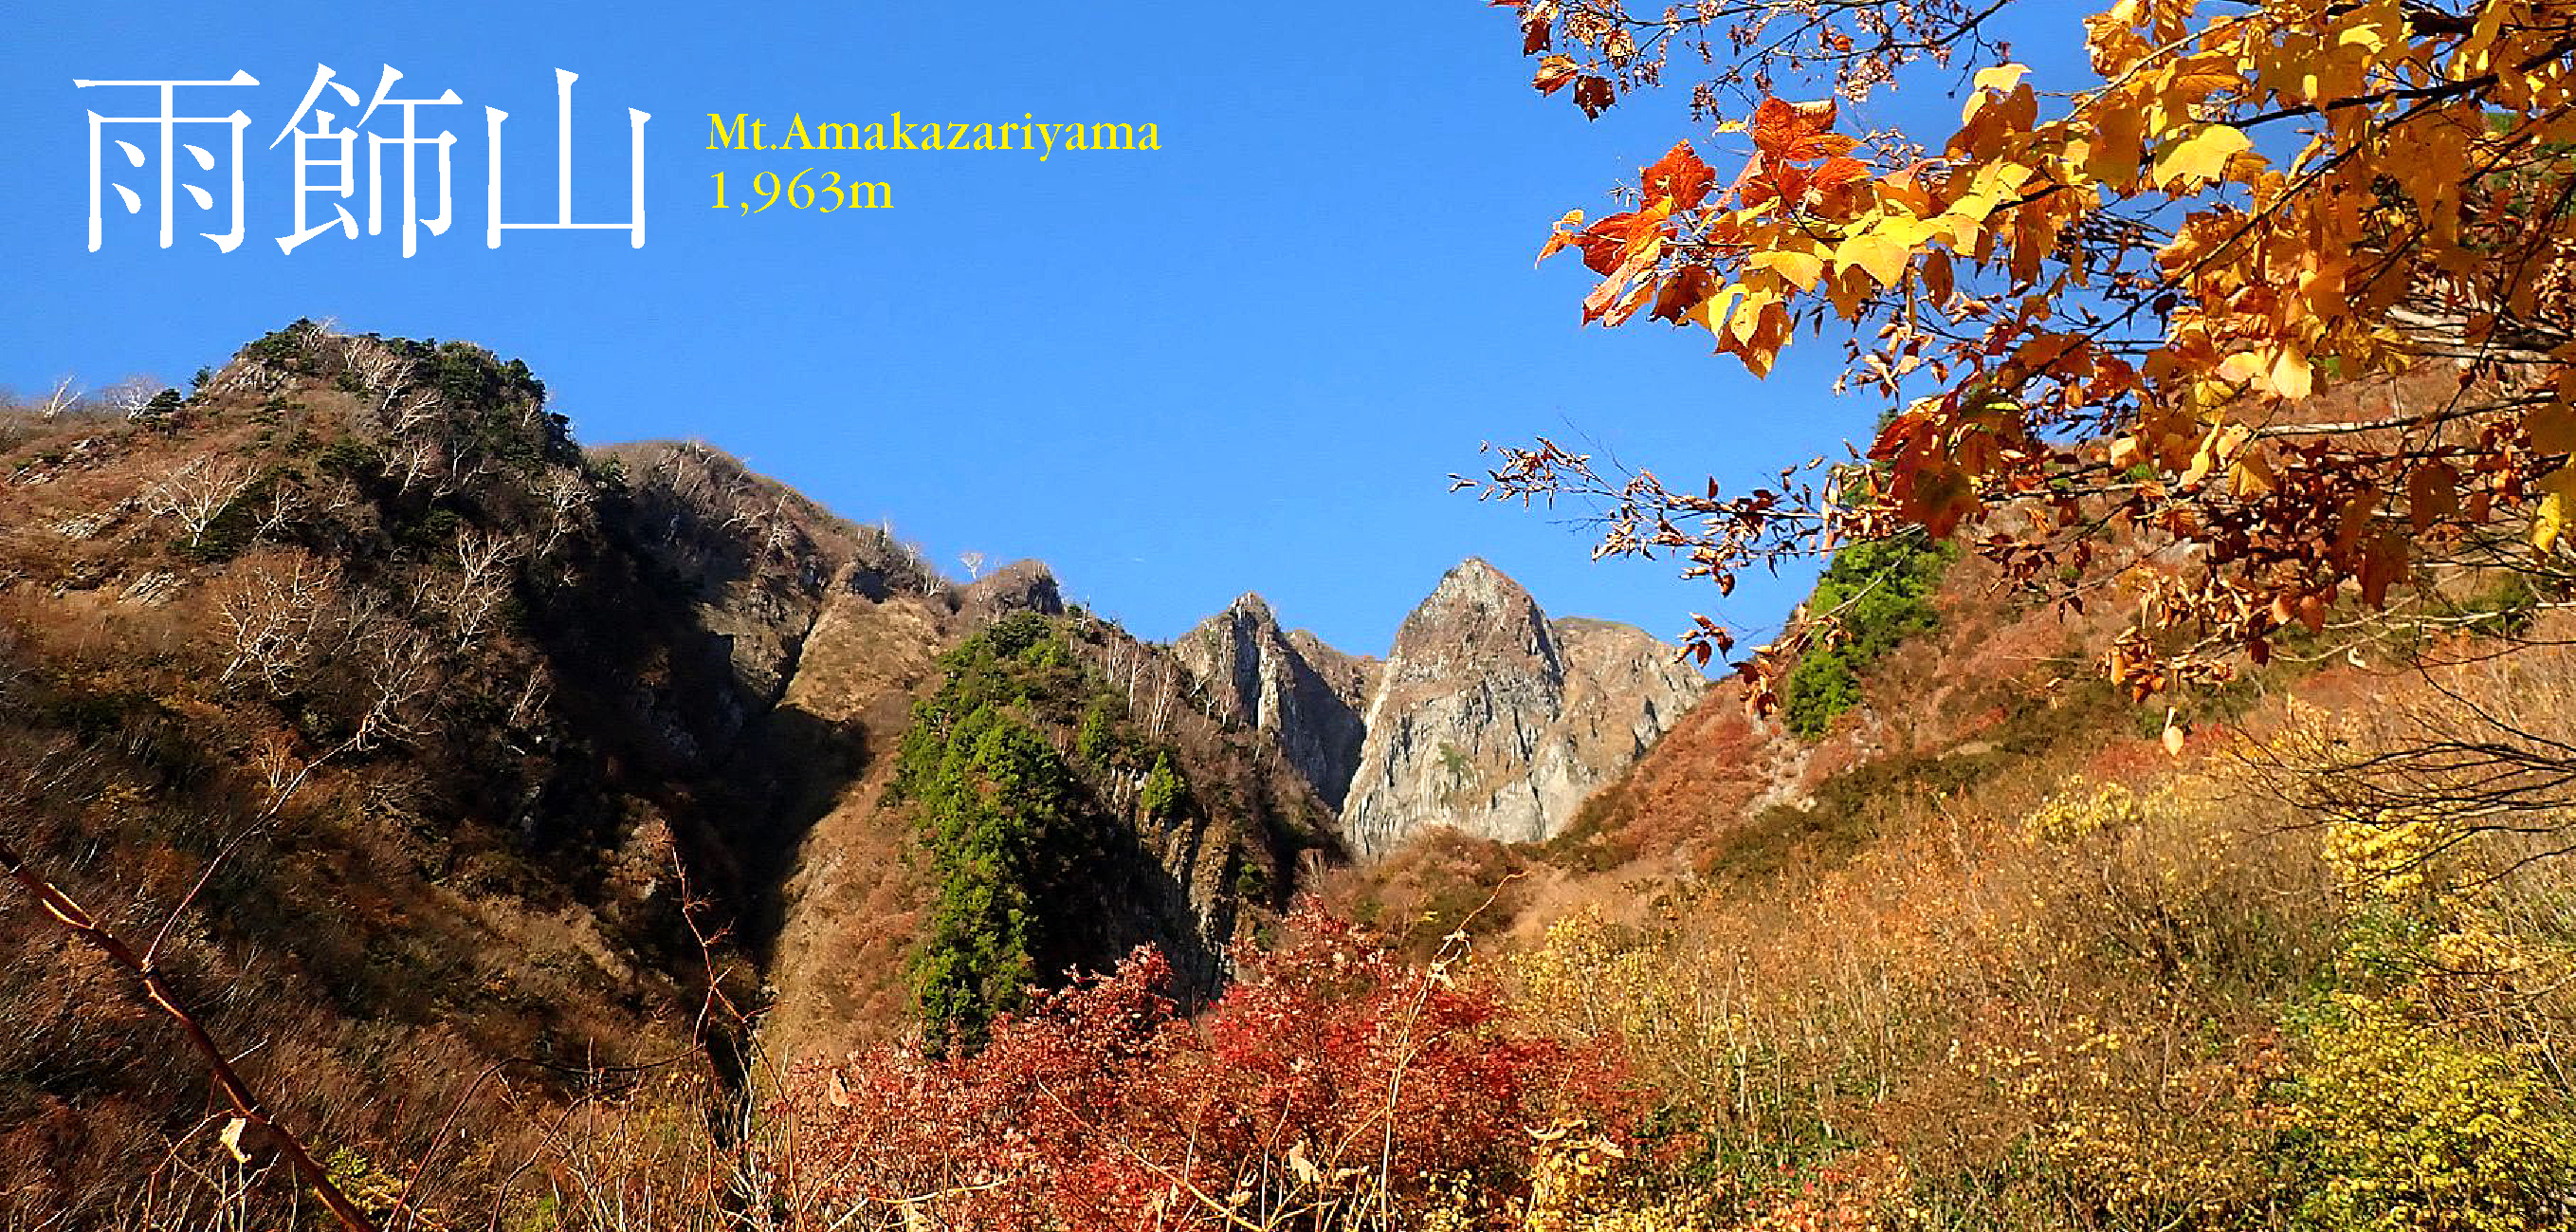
top-left (0, 322), bottom-right (1329, 1222)
top-left (1174, 593), bottom-right (1379, 807)
top-left (0, 324), bottom-right (778, 1221)
top-left (754, 569), bottom-right (1332, 1066)
top-left (1338, 559), bottom-right (1707, 860)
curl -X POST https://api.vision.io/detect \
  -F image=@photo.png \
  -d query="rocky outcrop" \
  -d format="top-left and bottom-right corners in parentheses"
top-left (955, 558), bottom-right (1065, 622)
top-left (744, 560), bottom-right (1311, 1065)
top-left (1338, 559), bottom-right (1705, 860)
top-left (1175, 594), bottom-right (1379, 807)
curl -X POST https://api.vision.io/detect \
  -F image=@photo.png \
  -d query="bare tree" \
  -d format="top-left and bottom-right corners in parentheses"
top-left (293, 317), bottom-right (341, 361)
top-left (759, 492), bottom-right (802, 556)
top-left (387, 435), bottom-right (443, 497)
top-left (1144, 657), bottom-right (1178, 741)
top-left (213, 554), bottom-right (338, 693)
top-left (353, 624), bottom-right (438, 750)
top-left (34, 376), bottom-right (80, 420)
top-left (538, 468), bottom-right (589, 557)
top-left (959, 550), bottom-right (987, 581)
top-left (144, 458), bottom-right (259, 548)
top-left (247, 484), bottom-right (299, 544)
top-left (96, 375), bottom-right (164, 417)
top-left (387, 388), bottom-right (440, 438)
top-left (435, 437), bottom-right (486, 501)
top-left (506, 663), bottom-right (555, 729)
top-left (341, 337), bottom-right (411, 392)
top-left (446, 528), bottom-right (523, 650)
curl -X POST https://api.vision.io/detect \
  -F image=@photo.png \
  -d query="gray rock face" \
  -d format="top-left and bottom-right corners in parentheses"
top-left (1176, 595), bottom-right (1379, 807)
top-left (955, 559), bottom-right (1065, 622)
top-left (1338, 559), bottom-right (1706, 860)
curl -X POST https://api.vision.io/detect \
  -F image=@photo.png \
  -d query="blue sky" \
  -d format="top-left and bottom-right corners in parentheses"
top-left (0, 1), bottom-right (2057, 657)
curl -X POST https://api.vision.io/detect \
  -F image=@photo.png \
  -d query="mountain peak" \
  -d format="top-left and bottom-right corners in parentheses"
top-left (1343, 562), bottom-right (1706, 861)
top-left (1225, 591), bottom-right (1277, 623)
top-left (1440, 555), bottom-right (1514, 589)
top-left (959, 559), bottom-right (1064, 619)
top-left (1395, 557), bottom-right (1550, 669)
top-left (1175, 592), bottom-right (1377, 809)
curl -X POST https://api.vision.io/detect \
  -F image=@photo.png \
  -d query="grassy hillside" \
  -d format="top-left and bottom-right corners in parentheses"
top-left (9, 332), bottom-right (2576, 1231)
top-left (0, 324), bottom-right (1333, 1229)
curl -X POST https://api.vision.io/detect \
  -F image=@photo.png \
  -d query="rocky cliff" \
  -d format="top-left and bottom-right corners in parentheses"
top-left (753, 562), bottom-right (1324, 1065)
top-left (1337, 559), bottom-right (1706, 860)
top-left (1175, 594), bottom-right (1379, 807)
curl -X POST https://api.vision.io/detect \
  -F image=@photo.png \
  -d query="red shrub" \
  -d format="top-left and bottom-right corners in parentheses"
top-left (769, 901), bottom-right (1631, 1231)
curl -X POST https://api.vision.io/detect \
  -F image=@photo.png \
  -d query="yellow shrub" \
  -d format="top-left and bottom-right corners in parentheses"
top-left (2325, 813), bottom-right (2441, 902)
top-left (2025, 780), bottom-right (2145, 844)
top-left (2285, 996), bottom-right (2576, 1232)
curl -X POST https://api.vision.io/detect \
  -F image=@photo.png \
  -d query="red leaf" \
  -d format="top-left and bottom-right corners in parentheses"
top-left (1573, 75), bottom-right (1616, 119)
top-left (1639, 141), bottom-right (1716, 211)
top-left (1575, 210), bottom-right (1657, 274)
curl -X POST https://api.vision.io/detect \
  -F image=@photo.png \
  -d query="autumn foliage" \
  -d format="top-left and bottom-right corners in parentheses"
top-left (768, 902), bottom-right (1633, 1231)
top-left (1485, 0), bottom-right (2576, 708)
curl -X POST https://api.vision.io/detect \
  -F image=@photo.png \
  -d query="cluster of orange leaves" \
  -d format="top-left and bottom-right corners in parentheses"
top-left (1501, 0), bottom-right (2576, 690)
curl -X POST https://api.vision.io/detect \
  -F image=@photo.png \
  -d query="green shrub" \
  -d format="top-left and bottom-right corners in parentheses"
top-left (1141, 750), bottom-right (1190, 822)
top-left (1781, 533), bottom-right (1950, 738)
top-left (892, 616), bottom-right (1101, 1050)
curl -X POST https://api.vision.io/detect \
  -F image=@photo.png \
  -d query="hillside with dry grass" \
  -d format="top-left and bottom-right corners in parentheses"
top-left (9, 332), bottom-right (2576, 1232)
top-left (0, 322), bottom-right (1329, 1228)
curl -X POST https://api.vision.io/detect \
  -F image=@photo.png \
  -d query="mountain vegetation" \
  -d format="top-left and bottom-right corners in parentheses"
top-left (14, 2), bottom-right (2576, 1227)
top-left (0, 322), bottom-right (1316, 1228)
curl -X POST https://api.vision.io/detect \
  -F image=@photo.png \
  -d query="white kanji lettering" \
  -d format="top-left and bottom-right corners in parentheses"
top-left (74, 72), bottom-right (258, 252)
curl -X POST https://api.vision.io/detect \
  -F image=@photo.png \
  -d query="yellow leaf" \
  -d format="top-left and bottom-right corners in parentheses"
top-left (1873, 213), bottom-right (1940, 249)
top-left (1726, 289), bottom-right (1780, 343)
top-left (2535, 464), bottom-right (2576, 551)
top-left (2215, 351), bottom-right (2265, 386)
top-left (1689, 285), bottom-right (1747, 336)
top-left (1942, 210), bottom-right (1986, 250)
top-left (2232, 448), bottom-right (2276, 496)
top-left (1973, 64), bottom-right (2032, 93)
top-left (2269, 346), bottom-right (2313, 399)
top-left (2152, 124), bottom-right (2252, 188)
top-left (1835, 231), bottom-right (1911, 288)
top-left (1751, 248), bottom-right (1826, 291)
top-left (2085, 101), bottom-right (2146, 185)
top-left (1963, 64), bottom-right (2033, 122)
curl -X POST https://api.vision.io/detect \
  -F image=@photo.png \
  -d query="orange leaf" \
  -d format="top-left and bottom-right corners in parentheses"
top-left (1651, 267), bottom-right (1718, 324)
top-left (1533, 56), bottom-right (1579, 95)
top-left (1575, 211), bottom-right (1645, 274)
top-left (1640, 142), bottom-right (1715, 211)
top-left (2359, 531), bottom-right (2407, 608)
top-left (1791, 133), bottom-right (1862, 160)
top-left (2405, 463), bottom-right (2459, 530)
top-left (1749, 98), bottom-right (1800, 156)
